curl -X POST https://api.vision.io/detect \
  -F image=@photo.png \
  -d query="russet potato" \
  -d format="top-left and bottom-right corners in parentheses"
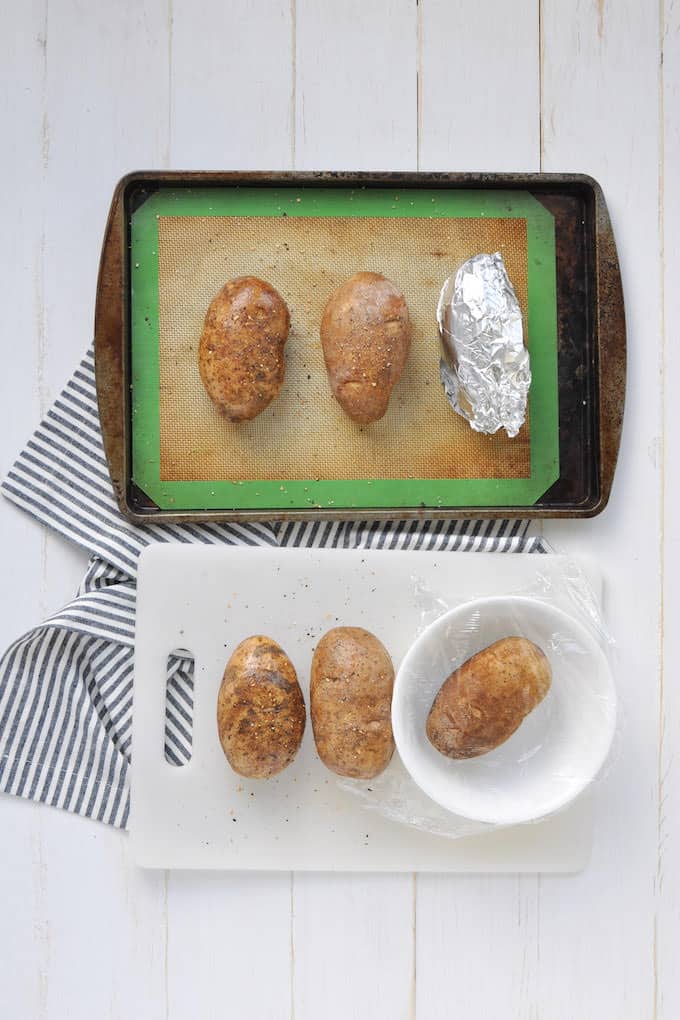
top-left (426, 637), bottom-right (551, 759)
top-left (310, 626), bottom-right (395, 779)
top-left (199, 276), bottom-right (290, 422)
top-left (217, 635), bottom-right (305, 779)
top-left (320, 272), bottom-right (411, 423)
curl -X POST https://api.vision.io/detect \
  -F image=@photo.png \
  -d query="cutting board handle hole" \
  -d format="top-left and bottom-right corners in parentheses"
top-left (164, 648), bottom-right (194, 766)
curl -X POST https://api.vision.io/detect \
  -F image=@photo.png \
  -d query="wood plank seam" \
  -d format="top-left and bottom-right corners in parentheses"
top-left (655, 0), bottom-right (667, 1017)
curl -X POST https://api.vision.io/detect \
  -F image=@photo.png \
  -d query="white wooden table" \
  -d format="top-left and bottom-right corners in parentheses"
top-left (1, 2), bottom-right (676, 1016)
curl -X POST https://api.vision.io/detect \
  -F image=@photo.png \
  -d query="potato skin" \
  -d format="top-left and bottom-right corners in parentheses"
top-left (426, 637), bottom-right (552, 759)
top-left (320, 272), bottom-right (411, 423)
top-left (199, 276), bottom-right (290, 422)
top-left (217, 635), bottom-right (305, 779)
top-left (310, 626), bottom-right (395, 779)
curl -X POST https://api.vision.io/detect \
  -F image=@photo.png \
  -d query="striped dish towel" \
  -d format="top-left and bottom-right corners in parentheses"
top-left (0, 348), bottom-right (547, 829)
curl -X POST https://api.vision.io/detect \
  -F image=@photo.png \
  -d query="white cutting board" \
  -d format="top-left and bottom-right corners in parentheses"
top-left (131, 546), bottom-right (602, 872)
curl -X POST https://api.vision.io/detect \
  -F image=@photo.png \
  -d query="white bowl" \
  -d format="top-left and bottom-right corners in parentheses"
top-left (392, 596), bottom-right (617, 826)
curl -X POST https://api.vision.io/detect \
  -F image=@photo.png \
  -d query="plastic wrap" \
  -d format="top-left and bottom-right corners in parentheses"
top-left (337, 558), bottom-right (618, 839)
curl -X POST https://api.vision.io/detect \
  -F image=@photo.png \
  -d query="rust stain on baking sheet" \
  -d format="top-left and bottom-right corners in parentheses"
top-left (157, 215), bottom-right (531, 483)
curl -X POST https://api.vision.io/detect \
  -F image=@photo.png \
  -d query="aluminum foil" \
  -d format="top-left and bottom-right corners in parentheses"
top-left (437, 252), bottom-right (531, 438)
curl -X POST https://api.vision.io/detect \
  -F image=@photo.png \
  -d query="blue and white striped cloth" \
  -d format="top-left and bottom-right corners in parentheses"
top-left (0, 348), bottom-right (547, 828)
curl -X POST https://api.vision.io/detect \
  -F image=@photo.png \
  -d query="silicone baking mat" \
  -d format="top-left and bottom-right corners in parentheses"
top-left (130, 187), bottom-right (559, 511)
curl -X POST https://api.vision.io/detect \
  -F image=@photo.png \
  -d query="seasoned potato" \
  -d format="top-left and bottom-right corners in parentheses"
top-left (426, 637), bottom-right (551, 759)
top-left (310, 626), bottom-right (395, 779)
top-left (320, 272), bottom-right (411, 423)
top-left (198, 276), bottom-right (290, 421)
top-left (217, 635), bottom-right (305, 779)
